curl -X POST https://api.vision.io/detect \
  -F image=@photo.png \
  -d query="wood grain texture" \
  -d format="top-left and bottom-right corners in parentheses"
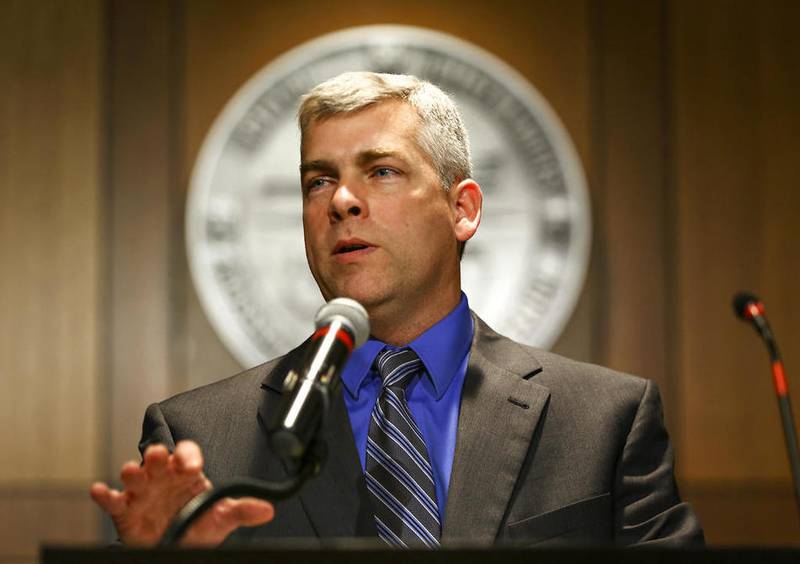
top-left (0, 0), bottom-right (101, 482)
top-left (757, 0), bottom-right (800, 461)
top-left (589, 0), bottom-right (674, 413)
top-left (671, 0), bottom-right (800, 486)
top-left (106, 0), bottom-right (175, 470)
top-left (683, 481), bottom-right (800, 545)
top-left (0, 488), bottom-right (99, 559)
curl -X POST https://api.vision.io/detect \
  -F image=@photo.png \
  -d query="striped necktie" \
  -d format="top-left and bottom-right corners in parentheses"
top-left (365, 347), bottom-right (441, 548)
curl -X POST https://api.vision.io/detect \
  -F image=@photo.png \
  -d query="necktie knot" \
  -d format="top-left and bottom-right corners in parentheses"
top-left (374, 347), bottom-right (423, 391)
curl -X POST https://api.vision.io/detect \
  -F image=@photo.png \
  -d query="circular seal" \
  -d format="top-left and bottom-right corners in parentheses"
top-left (187, 25), bottom-right (591, 368)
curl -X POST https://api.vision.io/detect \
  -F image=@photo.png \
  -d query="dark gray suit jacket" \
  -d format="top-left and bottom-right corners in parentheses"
top-left (140, 314), bottom-right (704, 547)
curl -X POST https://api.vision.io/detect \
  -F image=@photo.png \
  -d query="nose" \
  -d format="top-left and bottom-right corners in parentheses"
top-left (329, 182), bottom-right (366, 222)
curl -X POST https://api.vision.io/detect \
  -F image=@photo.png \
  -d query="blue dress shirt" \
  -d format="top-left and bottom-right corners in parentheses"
top-left (340, 293), bottom-right (474, 523)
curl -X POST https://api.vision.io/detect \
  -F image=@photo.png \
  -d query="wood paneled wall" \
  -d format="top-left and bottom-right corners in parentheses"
top-left (1, 0), bottom-right (798, 560)
top-left (672, 0), bottom-right (800, 543)
top-left (0, 0), bottom-right (104, 561)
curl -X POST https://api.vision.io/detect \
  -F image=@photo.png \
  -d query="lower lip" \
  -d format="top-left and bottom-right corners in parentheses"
top-left (333, 246), bottom-right (376, 264)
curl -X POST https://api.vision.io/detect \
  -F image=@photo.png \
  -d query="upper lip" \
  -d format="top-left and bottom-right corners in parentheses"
top-left (332, 238), bottom-right (375, 255)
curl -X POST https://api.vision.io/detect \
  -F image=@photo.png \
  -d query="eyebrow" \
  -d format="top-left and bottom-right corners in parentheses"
top-left (299, 159), bottom-right (336, 177)
top-left (355, 149), bottom-right (404, 167)
top-left (299, 149), bottom-right (406, 177)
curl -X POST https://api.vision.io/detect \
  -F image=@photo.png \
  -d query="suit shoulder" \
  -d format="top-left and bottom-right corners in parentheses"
top-left (530, 348), bottom-right (659, 430)
top-left (472, 312), bottom-right (648, 398)
top-left (472, 313), bottom-right (652, 419)
top-left (533, 347), bottom-right (647, 393)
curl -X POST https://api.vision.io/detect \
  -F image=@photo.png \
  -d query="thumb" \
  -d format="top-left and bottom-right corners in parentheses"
top-left (182, 497), bottom-right (274, 546)
top-left (225, 497), bottom-right (275, 526)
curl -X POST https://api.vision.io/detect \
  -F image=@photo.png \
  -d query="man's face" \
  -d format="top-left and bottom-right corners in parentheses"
top-left (300, 101), bottom-right (462, 319)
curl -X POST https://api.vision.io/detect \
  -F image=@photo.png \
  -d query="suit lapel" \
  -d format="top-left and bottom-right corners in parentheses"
top-left (442, 315), bottom-right (550, 542)
top-left (257, 344), bottom-right (376, 538)
top-left (295, 385), bottom-right (377, 537)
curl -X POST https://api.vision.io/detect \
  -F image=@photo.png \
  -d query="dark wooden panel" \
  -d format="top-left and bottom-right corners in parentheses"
top-left (0, 0), bottom-right (102, 481)
top-left (672, 0), bottom-right (761, 482)
top-left (671, 0), bottom-right (800, 484)
top-left (757, 1), bottom-right (800, 445)
top-left (682, 480), bottom-right (800, 545)
top-left (0, 488), bottom-right (99, 560)
top-left (589, 0), bottom-right (675, 416)
top-left (107, 0), bottom-right (175, 470)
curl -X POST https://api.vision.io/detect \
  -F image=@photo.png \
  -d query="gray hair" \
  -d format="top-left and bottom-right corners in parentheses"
top-left (298, 72), bottom-right (472, 190)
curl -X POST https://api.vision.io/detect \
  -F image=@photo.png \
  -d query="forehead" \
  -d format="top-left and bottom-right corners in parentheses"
top-left (301, 101), bottom-right (422, 160)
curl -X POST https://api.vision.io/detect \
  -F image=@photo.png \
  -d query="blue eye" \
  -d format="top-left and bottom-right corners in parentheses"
top-left (306, 177), bottom-right (329, 192)
top-left (374, 167), bottom-right (396, 177)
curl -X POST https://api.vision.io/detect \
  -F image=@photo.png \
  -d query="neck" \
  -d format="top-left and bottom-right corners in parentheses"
top-left (367, 287), bottom-right (461, 346)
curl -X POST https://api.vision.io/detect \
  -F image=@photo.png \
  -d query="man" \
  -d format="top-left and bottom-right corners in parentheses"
top-left (90, 72), bottom-right (703, 547)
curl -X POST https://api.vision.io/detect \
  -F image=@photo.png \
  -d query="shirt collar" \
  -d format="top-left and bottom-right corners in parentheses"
top-left (341, 293), bottom-right (473, 401)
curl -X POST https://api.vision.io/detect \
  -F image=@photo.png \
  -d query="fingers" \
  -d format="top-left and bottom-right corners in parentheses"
top-left (172, 440), bottom-right (204, 474)
top-left (227, 497), bottom-right (275, 526)
top-left (182, 497), bottom-right (274, 546)
top-left (128, 442), bottom-right (208, 509)
top-left (143, 444), bottom-right (169, 479)
top-left (137, 441), bottom-right (206, 479)
top-left (91, 442), bottom-right (217, 547)
top-left (89, 482), bottom-right (128, 517)
top-left (120, 461), bottom-right (146, 494)
top-left (190, 476), bottom-right (212, 497)
top-left (212, 497), bottom-right (274, 528)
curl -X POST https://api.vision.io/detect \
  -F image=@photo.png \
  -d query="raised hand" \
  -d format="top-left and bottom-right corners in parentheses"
top-left (90, 440), bottom-right (274, 546)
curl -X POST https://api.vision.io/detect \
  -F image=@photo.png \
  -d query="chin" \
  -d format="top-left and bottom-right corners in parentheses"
top-left (332, 285), bottom-right (388, 310)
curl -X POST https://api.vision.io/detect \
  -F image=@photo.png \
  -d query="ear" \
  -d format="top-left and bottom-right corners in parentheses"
top-left (450, 178), bottom-right (483, 243)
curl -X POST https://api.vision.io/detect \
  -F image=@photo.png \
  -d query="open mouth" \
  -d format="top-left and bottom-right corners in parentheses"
top-left (335, 244), bottom-right (369, 255)
top-left (333, 239), bottom-right (373, 255)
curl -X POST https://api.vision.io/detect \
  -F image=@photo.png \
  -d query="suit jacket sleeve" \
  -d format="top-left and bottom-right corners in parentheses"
top-left (615, 379), bottom-right (704, 546)
top-left (138, 402), bottom-right (177, 455)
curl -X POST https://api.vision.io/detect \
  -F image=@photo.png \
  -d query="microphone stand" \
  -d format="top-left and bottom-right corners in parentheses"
top-left (763, 341), bottom-right (800, 516)
top-left (157, 439), bottom-right (327, 546)
top-left (157, 298), bottom-right (368, 547)
top-left (735, 294), bottom-right (800, 518)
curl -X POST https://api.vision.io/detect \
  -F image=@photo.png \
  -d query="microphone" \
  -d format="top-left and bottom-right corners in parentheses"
top-left (732, 292), bottom-right (779, 361)
top-left (268, 298), bottom-right (370, 463)
top-left (160, 298), bottom-right (369, 546)
top-left (733, 291), bottom-right (800, 516)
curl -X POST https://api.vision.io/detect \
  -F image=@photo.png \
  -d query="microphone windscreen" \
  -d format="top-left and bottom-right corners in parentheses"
top-left (315, 298), bottom-right (370, 348)
top-left (732, 291), bottom-right (760, 319)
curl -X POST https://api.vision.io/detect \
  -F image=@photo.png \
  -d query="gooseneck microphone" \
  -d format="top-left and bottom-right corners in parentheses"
top-left (268, 297), bottom-right (370, 463)
top-left (159, 298), bottom-right (369, 546)
top-left (733, 292), bottom-right (800, 516)
top-left (733, 292), bottom-right (780, 361)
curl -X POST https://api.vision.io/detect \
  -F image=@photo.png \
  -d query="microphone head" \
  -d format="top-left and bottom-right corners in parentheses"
top-left (732, 291), bottom-right (764, 320)
top-left (315, 298), bottom-right (370, 349)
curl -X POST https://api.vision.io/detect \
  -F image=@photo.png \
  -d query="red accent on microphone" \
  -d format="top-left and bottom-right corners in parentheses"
top-left (312, 326), bottom-right (354, 352)
top-left (773, 361), bottom-right (788, 397)
top-left (745, 301), bottom-right (765, 319)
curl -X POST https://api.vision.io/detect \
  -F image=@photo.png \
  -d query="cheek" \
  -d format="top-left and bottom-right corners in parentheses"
top-left (302, 223), bottom-right (322, 269)
top-left (414, 204), bottom-right (454, 241)
top-left (302, 208), bottom-right (323, 242)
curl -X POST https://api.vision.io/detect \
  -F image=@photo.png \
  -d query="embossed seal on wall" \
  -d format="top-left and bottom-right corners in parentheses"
top-left (187, 25), bottom-right (591, 368)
